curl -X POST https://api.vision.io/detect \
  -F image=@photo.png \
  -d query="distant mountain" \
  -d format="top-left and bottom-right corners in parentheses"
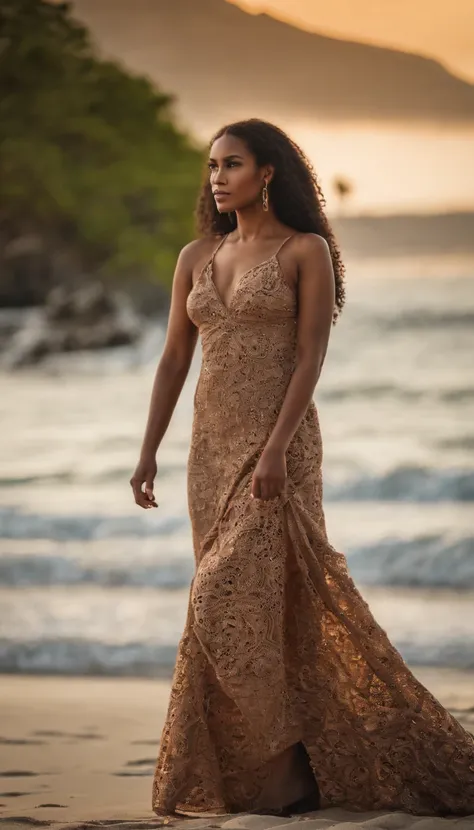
top-left (69, 0), bottom-right (474, 130)
top-left (332, 211), bottom-right (474, 260)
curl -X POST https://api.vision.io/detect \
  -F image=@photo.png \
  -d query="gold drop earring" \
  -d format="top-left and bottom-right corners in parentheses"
top-left (262, 181), bottom-right (269, 212)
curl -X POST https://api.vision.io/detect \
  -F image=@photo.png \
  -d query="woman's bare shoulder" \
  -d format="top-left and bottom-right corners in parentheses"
top-left (292, 232), bottom-right (330, 258)
top-left (278, 232), bottom-right (330, 284)
top-left (177, 235), bottom-right (223, 273)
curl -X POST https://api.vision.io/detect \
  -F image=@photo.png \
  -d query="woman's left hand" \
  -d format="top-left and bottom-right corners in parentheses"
top-left (251, 445), bottom-right (287, 501)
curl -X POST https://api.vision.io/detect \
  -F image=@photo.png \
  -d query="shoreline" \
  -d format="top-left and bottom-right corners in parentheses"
top-left (0, 668), bottom-right (473, 829)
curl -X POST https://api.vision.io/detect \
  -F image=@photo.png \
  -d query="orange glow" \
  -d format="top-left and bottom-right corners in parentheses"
top-left (228, 0), bottom-right (474, 83)
top-left (285, 121), bottom-right (474, 214)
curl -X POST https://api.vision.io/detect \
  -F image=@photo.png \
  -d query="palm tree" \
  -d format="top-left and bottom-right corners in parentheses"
top-left (332, 176), bottom-right (354, 215)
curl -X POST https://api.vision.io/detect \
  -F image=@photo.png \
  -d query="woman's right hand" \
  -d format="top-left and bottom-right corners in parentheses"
top-left (130, 456), bottom-right (158, 509)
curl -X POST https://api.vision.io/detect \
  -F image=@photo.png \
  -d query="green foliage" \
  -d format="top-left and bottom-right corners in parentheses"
top-left (0, 0), bottom-right (204, 295)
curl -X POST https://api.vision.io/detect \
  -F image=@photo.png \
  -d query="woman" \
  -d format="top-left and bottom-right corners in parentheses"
top-left (131, 119), bottom-right (474, 818)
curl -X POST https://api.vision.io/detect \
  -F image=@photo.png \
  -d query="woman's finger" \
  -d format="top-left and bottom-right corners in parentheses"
top-left (268, 480), bottom-right (284, 500)
top-left (267, 479), bottom-right (280, 500)
top-left (145, 478), bottom-right (156, 503)
top-left (251, 476), bottom-right (261, 500)
top-left (130, 477), bottom-right (148, 509)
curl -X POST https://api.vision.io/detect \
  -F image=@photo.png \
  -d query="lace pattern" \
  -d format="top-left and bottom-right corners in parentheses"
top-left (152, 235), bottom-right (474, 817)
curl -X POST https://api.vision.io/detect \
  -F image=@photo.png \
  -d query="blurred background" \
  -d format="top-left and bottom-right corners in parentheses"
top-left (1, 0), bottom-right (474, 682)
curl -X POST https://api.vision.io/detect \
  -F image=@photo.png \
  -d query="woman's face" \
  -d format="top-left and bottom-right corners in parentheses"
top-left (208, 134), bottom-right (271, 213)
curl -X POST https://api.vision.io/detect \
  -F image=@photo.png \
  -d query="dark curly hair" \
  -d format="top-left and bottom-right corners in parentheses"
top-left (195, 118), bottom-right (346, 322)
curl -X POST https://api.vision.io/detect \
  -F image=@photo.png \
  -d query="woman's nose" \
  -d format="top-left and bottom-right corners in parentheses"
top-left (213, 167), bottom-right (227, 184)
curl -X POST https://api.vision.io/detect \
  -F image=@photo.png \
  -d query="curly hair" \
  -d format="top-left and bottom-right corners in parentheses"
top-left (195, 118), bottom-right (346, 322)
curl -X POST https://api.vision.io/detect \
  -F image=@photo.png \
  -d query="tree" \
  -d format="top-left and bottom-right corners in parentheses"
top-left (0, 0), bottom-right (204, 306)
top-left (332, 176), bottom-right (354, 216)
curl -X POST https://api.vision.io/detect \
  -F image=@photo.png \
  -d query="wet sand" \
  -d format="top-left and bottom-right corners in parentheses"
top-left (1, 669), bottom-right (473, 829)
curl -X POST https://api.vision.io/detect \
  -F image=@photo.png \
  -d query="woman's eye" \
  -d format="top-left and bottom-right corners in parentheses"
top-left (208, 161), bottom-right (240, 170)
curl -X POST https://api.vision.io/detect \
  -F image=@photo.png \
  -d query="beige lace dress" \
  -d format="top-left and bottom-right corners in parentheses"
top-left (152, 233), bottom-right (474, 818)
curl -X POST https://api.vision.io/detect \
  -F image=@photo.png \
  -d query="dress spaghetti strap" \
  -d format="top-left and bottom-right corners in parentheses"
top-left (274, 234), bottom-right (295, 258)
top-left (210, 233), bottom-right (229, 262)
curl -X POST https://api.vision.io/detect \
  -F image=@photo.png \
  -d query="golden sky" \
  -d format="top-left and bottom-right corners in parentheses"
top-left (229, 0), bottom-right (474, 82)
top-left (60, 0), bottom-right (474, 212)
top-left (228, 0), bottom-right (474, 213)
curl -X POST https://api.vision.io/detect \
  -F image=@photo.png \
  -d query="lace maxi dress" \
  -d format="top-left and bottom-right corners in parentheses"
top-left (152, 233), bottom-right (474, 817)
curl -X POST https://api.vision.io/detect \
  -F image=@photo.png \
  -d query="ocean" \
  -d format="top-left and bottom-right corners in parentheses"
top-left (1, 257), bottom-right (474, 677)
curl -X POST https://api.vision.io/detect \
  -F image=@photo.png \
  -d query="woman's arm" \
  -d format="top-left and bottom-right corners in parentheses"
top-left (251, 234), bottom-right (335, 501)
top-left (130, 240), bottom-right (204, 509)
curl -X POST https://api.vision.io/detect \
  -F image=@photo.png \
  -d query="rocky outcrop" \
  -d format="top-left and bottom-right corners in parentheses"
top-left (2, 282), bottom-right (143, 368)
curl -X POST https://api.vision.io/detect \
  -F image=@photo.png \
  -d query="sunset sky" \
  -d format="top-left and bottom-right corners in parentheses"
top-left (63, 0), bottom-right (474, 214)
top-left (230, 0), bottom-right (474, 82)
top-left (228, 0), bottom-right (474, 213)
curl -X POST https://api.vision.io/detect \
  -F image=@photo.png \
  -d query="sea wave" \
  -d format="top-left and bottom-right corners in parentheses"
top-left (0, 552), bottom-right (193, 589)
top-left (319, 384), bottom-right (424, 402)
top-left (0, 461), bottom-right (181, 488)
top-left (377, 309), bottom-right (474, 332)
top-left (347, 535), bottom-right (474, 589)
top-left (1, 634), bottom-right (473, 676)
top-left (320, 385), bottom-right (474, 405)
top-left (0, 508), bottom-right (186, 540)
top-left (327, 466), bottom-right (474, 502)
top-left (0, 466), bottom-right (472, 547)
top-left (437, 435), bottom-right (474, 451)
top-left (0, 469), bottom-right (472, 546)
top-left (0, 638), bottom-right (177, 677)
top-left (439, 389), bottom-right (474, 404)
top-left (2, 534), bottom-right (473, 590)
top-left (394, 640), bottom-right (474, 671)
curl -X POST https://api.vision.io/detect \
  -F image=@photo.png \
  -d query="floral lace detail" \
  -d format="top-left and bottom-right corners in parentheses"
top-left (152, 235), bottom-right (474, 818)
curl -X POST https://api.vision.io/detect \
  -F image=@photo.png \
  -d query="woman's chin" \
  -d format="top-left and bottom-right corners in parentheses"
top-left (215, 200), bottom-right (235, 213)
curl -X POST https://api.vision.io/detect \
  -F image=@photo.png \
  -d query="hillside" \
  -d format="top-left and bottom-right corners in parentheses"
top-left (69, 0), bottom-right (474, 129)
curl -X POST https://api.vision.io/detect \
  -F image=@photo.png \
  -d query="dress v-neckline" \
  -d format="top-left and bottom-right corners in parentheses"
top-left (208, 252), bottom-right (280, 313)
top-left (207, 233), bottom-right (293, 313)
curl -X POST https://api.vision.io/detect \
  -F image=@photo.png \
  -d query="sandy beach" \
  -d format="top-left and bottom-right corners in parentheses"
top-left (1, 669), bottom-right (474, 830)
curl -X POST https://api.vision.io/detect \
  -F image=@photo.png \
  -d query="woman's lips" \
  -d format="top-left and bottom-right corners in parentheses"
top-left (214, 192), bottom-right (230, 202)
